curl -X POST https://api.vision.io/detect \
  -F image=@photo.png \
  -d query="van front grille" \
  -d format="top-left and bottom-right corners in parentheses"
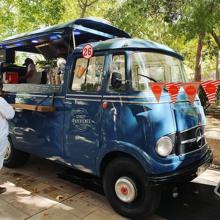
top-left (176, 126), bottom-right (207, 155)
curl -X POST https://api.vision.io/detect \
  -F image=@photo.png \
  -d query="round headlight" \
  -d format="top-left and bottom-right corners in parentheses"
top-left (156, 136), bottom-right (173, 157)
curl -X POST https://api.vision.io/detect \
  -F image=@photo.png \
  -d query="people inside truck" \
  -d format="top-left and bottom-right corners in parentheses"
top-left (57, 58), bottom-right (66, 84)
top-left (40, 68), bottom-right (48, 84)
top-left (23, 58), bottom-right (41, 84)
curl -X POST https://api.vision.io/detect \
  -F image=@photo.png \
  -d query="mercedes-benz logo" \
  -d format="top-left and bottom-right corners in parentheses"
top-left (195, 128), bottom-right (203, 148)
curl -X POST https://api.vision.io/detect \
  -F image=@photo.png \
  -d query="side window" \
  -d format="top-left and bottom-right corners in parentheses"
top-left (71, 56), bottom-right (105, 92)
top-left (108, 55), bottom-right (126, 92)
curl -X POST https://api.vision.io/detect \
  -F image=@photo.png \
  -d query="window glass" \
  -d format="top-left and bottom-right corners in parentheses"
top-left (72, 56), bottom-right (104, 92)
top-left (131, 52), bottom-right (185, 91)
top-left (108, 55), bottom-right (126, 92)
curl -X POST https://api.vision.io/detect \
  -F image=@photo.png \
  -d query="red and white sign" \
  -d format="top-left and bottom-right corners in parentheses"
top-left (165, 82), bottom-right (182, 103)
top-left (82, 44), bottom-right (93, 59)
top-left (201, 80), bottom-right (220, 104)
top-left (182, 82), bottom-right (200, 104)
top-left (149, 82), bottom-right (165, 102)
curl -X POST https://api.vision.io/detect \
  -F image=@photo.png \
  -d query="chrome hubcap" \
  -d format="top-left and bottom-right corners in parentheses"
top-left (4, 141), bottom-right (11, 161)
top-left (115, 177), bottom-right (137, 203)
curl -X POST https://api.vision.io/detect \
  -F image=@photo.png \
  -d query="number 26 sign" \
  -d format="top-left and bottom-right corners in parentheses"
top-left (82, 44), bottom-right (94, 59)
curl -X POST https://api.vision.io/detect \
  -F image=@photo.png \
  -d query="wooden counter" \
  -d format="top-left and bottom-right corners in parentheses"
top-left (11, 103), bottom-right (56, 112)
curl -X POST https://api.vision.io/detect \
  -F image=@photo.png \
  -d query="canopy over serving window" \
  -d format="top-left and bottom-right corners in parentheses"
top-left (0, 17), bottom-right (130, 60)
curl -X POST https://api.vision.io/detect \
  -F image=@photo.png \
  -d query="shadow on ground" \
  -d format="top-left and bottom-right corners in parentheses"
top-left (59, 167), bottom-right (220, 220)
top-left (157, 182), bottom-right (220, 220)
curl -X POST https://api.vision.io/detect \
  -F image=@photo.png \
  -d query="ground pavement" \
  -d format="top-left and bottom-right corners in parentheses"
top-left (206, 115), bottom-right (220, 164)
top-left (0, 115), bottom-right (219, 220)
top-left (0, 156), bottom-right (219, 220)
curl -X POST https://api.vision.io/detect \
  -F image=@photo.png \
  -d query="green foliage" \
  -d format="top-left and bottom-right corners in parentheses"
top-left (0, 0), bottom-right (64, 38)
top-left (0, 0), bottom-right (220, 83)
top-left (61, 0), bottom-right (115, 21)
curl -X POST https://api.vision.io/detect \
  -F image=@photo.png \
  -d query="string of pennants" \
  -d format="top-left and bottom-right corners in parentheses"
top-left (149, 80), bottom-right (220, 104)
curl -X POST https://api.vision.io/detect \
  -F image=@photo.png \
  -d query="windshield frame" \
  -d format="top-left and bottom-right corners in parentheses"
top-left (127, 50), bottom-right (186, 92)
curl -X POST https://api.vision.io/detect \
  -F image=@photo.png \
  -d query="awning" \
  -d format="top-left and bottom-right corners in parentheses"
top-left (0, 17), bottom-right (130, 50)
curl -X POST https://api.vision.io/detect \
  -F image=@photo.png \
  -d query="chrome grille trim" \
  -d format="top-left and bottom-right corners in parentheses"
top-left (180, 124), bottom-right (205, 133)
top-left (181, 134), bottom-right (204, 144)
top-left (179, 143), bottom-right (207, 156)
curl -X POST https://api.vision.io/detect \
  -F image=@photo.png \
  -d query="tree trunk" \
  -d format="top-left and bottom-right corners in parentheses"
top-left (80, 6), bottom-right (87, 17)
top-left (217, 51), bottom-right (220, 80)
top-left (194, 33), bottom-right (205, 81)
top-left (212, 31), bottom-right (220, 48)
top-left (211, 31), bottom-right (220, 80)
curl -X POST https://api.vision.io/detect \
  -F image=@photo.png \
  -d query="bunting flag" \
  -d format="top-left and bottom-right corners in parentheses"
top-left (165, 82), bottom-right (182, 103)
top-left (201, 80), bottom-right (220, 104)
top-left (149, 82), bottom-right (165, 102)
top-left (182, 82), bottom-right (201, 104)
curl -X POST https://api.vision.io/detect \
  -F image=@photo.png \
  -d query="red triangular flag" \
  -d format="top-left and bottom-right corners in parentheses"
top-left (165, 82), bottom-right (182, 103)
top-left (149, 82), bottom-right (165, 102)
top-left (182, 82), bottom-right (200, 104)
top-left (201, 80), bottom-right (220, 104)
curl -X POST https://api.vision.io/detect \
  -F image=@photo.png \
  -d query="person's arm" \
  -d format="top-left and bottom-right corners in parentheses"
top-left (3, 72), bottom-right (9, 83)
top-left (0, 97), bottom-right (15, 119)
top-left (25, 64), bottom-right (34, 80)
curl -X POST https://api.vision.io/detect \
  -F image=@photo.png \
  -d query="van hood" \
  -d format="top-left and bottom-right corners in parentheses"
top-left (136, 89), bottom-right (205, 141)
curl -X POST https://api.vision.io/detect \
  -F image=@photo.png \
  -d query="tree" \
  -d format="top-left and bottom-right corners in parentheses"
top-left (0, 0), bottom-right (65, 39)
top-left (61, 0), bottom-right (115, 23)
top-left (161, 0), bottom-right (220, 81)
top-left (77, 0), bottom-right (99, 17)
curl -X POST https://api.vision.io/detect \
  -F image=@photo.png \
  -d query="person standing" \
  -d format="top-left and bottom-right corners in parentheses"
top-left (23, 58), bottom-right (39, 83)
top-left (0, 82), bottom-right (15, 194)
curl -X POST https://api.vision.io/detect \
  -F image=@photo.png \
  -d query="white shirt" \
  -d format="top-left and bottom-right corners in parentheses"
top-left (26, 63), bottom-right (40, 84)
top-left (0, 97), bottom-right (15, 141)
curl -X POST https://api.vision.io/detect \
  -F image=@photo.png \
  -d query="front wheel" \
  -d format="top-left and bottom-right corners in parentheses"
top-left (4, 138), bottom-right (30, 168)
top-left (103, 157), bottom-right (161, 219)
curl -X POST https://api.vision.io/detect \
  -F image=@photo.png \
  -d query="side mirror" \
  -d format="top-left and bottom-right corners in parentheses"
top-left (111, 72), bottom-right (122, 89)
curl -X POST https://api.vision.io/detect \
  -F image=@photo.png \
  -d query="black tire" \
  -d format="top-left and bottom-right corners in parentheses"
top-left (4, 138), bottom-right (30, 168)
top-left (103, 157), bottom-right (161, 219)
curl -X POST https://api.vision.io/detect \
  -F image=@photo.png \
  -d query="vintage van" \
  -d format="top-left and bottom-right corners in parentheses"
top-left (0, 18), bottom-right (213, 219)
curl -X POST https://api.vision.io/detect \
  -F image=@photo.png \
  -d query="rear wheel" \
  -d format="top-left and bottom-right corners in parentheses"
top-left (4, 138), bottom-right (30, 168)
top-left (103, 157), bottom-right (161, 219)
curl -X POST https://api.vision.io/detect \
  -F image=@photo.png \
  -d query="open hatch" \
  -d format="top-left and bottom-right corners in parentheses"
top-left (0, 18), bottom-right (130, 112)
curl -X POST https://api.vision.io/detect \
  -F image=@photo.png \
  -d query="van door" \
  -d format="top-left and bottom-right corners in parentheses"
top-left (64, 54), bottom-right (105, 173)
top-left (9, 86), bottom-right (65, 160)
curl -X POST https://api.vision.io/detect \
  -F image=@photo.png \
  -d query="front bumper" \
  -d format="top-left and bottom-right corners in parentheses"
top-left (148, 148), bottom-right (213, 186)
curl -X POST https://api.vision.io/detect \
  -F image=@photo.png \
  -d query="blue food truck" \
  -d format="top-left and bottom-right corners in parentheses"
top-left (0, 18), bottom-right (213, 219)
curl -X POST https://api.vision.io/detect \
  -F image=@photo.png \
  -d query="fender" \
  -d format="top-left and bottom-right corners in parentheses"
top-left (96, 140), bottom-right (158, 176)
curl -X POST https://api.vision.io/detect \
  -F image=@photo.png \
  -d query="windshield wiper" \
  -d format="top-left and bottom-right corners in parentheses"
top-left (138, 73), bottom-right (169, 91)
top-left (137, 73), bottom-right (157, 82)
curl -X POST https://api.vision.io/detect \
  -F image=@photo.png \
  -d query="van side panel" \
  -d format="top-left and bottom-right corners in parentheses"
top-left (7, 92), bottom-right (65, 160)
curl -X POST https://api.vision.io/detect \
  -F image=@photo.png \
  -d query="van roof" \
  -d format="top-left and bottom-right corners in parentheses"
top-left (75, 38), bottom-right (183, 60)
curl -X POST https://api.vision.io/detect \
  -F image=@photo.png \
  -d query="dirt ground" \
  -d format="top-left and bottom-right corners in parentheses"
top-left (206, 116), bottom-right (220, 164)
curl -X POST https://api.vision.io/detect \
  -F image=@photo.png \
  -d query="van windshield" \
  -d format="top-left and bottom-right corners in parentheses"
top-left (131, 51), bottom-right (186, 91)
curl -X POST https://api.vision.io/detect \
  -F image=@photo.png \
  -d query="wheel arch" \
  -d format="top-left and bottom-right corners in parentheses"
top-left (98, 148), bottom-right (151, 178)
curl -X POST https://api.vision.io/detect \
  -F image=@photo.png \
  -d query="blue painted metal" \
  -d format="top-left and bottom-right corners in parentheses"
top-left (5, 37), bottom-right (210, 181)
top-left (7, 91), bottom-right (66, 162)
top-left (74, 38), bottom-right (183, 60)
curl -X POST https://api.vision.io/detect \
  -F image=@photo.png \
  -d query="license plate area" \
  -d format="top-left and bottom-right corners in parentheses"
top-left (196, 163), bottom-right (209, 176)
